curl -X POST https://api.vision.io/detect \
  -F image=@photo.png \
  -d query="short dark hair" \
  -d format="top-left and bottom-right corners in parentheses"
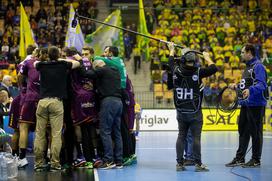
top-left (26, 45), bottom-right (37, 55)
top-left (109, 46), bottom-right (119, 57)
top-left (104, 46), bottom-right (110, 50)
top-left (82, 46), bottom-right (94, 54)
top-left (244, 43), bottom-right (256, 57)
top-left (66, 47), bottom-right (78, 57)
top-left (39, 47), bottom-right (48, 61)
top-left (48, 46), bottom-right (59, 60)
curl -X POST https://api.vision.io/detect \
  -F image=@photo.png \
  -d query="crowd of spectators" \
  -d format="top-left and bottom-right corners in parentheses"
top-left (149, 0), bottom-right (272, 105)
top-left (0, 0), bottom-right (98, 84)
top-left (0, 0), bottom-right (272, 107)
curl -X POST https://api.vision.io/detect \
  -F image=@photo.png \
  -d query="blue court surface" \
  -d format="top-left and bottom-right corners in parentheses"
top-left (96, 131), bottom-right (272, 181)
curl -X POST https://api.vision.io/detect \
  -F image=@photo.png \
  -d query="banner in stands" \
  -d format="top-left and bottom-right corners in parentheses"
top-left (139, 109), bottom-right (269, 131)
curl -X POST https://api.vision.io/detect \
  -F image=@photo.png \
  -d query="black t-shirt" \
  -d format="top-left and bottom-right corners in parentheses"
top-left (36, 61), bottom-right (73, 99)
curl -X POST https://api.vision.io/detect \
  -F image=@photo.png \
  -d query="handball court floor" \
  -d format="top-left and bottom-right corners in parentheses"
top-left (17, 131), bottom-right (272, 181)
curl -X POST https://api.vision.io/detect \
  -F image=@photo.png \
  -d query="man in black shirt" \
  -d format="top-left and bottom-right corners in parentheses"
top-left (33, 46), bottom-right (80, 172)
top-left (167, 42), bottom-right (217, 172)
top-left (81, 59), bottom-right (123, 169)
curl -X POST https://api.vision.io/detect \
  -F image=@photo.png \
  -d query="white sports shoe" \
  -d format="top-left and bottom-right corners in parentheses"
top-left (18, 158), bottom-right (28, 168)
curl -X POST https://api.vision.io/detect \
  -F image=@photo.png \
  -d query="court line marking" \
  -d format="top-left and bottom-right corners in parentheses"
top-left (137, 146), bottom-right (272, 150)
top-left (94, 168), bottom-right (99, 181)
top-left (137, 147), bottom-right (236, 150)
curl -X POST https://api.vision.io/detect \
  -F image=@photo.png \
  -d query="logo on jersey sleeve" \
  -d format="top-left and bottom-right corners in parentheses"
top-left (192, 75), bottom-right (198, 81)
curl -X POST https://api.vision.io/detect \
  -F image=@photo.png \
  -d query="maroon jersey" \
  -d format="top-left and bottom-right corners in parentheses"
top-left (124, 76), bottom-right (136, 130)
top-left (70, 57), bottom-right (98, 125)
top-left (20, 57), bottom-right (40, 101)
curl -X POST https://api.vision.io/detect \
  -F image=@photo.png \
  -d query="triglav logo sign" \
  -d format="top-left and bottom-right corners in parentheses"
top-left (140, 115), bottom-right (169, 127)
top-left (139, 110), bottom-right (176, 130)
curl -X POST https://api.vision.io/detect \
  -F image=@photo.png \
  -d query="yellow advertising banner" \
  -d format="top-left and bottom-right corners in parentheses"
top-left (265, 107), bottom-right (272, 131)
top-left (202, 109), bottom-right (269, 131)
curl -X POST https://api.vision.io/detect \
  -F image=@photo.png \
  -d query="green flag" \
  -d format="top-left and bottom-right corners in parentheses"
top-left (85, 10), bottom-right (124, 57)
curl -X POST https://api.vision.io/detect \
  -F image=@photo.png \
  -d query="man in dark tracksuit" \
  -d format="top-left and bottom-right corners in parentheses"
top-left (226, 44), bottom-right (268, 168)
top-left (168, 43), bottom-right (217, 172)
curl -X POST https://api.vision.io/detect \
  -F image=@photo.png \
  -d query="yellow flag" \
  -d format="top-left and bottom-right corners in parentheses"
top-left (138, 0), bottom-right (150, 61)
top-left (19, 2), bottom-right (36, 59)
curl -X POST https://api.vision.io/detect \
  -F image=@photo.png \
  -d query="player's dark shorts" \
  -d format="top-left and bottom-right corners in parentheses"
top-left (19, 100), bottom-right (38, 124)
top-left (9, 91), bottom-right (27, 129)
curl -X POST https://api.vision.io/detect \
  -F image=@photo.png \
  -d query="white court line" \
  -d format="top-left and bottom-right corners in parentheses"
top-left (264, 136), bottom-right (272, 139)
top-left (137, 147), bottom-right (236, 150)
top-left (94, 168), bottom-right (99, 181)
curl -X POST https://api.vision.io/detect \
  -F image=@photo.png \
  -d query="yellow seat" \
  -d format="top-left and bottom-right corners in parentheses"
top-left (233, 69), bottom-right (242, 83)
top-left (162, 84), bottom-right (173, 100)
top-left (2, 69), bottom-right (9, 76)
top-left (215, 72), bottom-right (222, 79)
top-left (219, 81), bottom-right (227, 89)
top-left (224, 63), bottom-right (230, 69)
top-left (164, 91), bottom-right (173, 99)
top-left (224, 69), bottom-right (232, 79)
top-left (0, 19), bottom-right (4, 32)
top-left (154, 83), bottom-right (163, 99)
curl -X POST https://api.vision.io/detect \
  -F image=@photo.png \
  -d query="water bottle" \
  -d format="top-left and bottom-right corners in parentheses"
top-left (3, 143), bottom-right (12, 154)
top-left (0, 155), bottom-right (8, 180)
top-left (0, 155), bottom-right (2, 180)
top-left (3, 156), bottom-right (8, 180)
top-left (6, 159), bottom-right (12, 179)
top-left (13, 156), bottom-right (18, 178)
top-left (8, 156), bottom-right (18, 179)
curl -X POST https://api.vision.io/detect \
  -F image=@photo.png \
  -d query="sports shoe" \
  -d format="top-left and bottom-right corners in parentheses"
top-left (242, 159), bottom-right (260, 168)
top-left (195, 163), bottom-right (209, 172)
top-left (184, 159), bottom-right (195, 166)
top-left (176, 163), bottom-right (186, 171)
top-left (123, 154), bottom-right (137, 166)
top-left (84, 162), bottom-right (93, 169)
top-left (50, 166), bottom-right (62, 172)
top-left (98, 162), bottom-right (116, 169)
top-left (130, 154), bottom-right (137, 164)
top-left (34, 165), bottom-right (48, 172)
top-left (34, 167), bottom-right (45, 172)
top-left (61, 163), bottom-right (72, 171)
top-left (45, 157), bottom-right (51, 166)
top-left (73, 157), bottom-right (86, 167)
top-left (225, 158), bottom-right (245, 167)
top-left (18, 158), bottom-right (28, 169)
top-left (123, 157), bottom-right (129, 163)
top-left (115, 162), bottom-right (123, 169)
top-left (93, 158), bottom-right (103, 168)
top-left (123, 157), bottom-right (132, 166)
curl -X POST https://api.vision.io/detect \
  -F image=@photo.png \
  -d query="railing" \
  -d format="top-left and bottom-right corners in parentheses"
top-left (134, 91), bottom-right (217, 109)
top-left (134, 91), bottom-right (174, 109)
top-left (135, 88), bottom-right (272, 109)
